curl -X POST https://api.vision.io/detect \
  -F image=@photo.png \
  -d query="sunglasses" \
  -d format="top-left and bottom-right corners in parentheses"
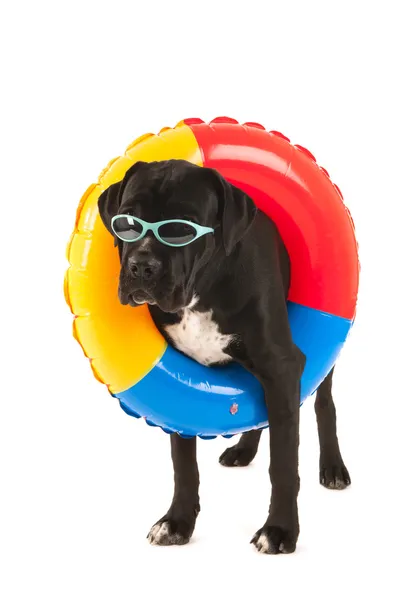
top-left (111, 215), bottom-right (215, 247)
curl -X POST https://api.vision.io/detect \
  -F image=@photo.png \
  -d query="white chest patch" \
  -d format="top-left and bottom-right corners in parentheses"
top-left (164, 299), bottom-right (235, 366)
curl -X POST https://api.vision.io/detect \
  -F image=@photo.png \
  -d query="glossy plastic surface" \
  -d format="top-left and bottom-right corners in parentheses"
top-left (185, 118), bottom-right (359, 319)
top-left (65, 117), bottom-right (359, 437)
top-left (118, 302), bottom-right (352, 437)
top-left (65, 124), bottom-right (202, 393)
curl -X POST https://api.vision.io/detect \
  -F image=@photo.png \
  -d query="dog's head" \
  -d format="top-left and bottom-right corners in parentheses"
top-left (98, 159), bottom-right (256, 313)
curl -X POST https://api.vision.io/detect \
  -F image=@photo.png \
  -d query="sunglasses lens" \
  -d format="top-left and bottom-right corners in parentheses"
top-left (158, 222), bottom-right (197, 246)
top-left (113, 216), bottom-right (143, 241)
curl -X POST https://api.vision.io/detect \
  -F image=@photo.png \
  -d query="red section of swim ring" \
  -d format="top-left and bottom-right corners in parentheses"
top-left (184, 118), bottom-right (359, 319)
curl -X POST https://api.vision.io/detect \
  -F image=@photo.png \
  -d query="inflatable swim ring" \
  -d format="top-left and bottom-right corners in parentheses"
top-left (65, 117), bottom-right (359, 438)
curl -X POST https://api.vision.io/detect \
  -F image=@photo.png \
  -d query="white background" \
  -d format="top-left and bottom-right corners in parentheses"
top-left (1, 1), bottom-right (399, 598)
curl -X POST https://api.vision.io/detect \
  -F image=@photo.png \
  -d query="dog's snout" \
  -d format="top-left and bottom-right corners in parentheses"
top-left (128, 256), bottom-right (161, 282)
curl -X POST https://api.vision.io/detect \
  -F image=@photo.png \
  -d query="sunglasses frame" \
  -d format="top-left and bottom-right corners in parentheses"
top-left (111, 214), bottom-right (215, 247)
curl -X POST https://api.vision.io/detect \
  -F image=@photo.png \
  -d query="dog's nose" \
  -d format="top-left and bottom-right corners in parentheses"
top-left (128, 256), bottom-right (161, 282)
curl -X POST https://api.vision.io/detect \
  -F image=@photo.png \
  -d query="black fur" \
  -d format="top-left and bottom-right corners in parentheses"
top-left (98, 159), bottom-right (350, 553)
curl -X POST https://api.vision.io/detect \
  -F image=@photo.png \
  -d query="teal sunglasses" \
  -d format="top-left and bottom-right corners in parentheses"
top-left (111, 215), bottom-right (215, 247)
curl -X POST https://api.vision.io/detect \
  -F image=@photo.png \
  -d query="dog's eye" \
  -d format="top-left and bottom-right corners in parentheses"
top-left (113, 216), bottom-right (143, 241)
top-left (158, 222), bottom-right (197, 245)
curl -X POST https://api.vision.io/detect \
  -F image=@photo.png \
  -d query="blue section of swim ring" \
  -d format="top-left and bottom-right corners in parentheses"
top-left (116, 302), bottom-right (353, 438)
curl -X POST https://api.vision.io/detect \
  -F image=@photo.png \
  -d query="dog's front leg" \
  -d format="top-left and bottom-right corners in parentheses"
top-left (235, 296), bottom-right (305, 555)
top-left (248, 342), bottom-right (305, 554)
top-left (147, 434), bottom-right (200, 546)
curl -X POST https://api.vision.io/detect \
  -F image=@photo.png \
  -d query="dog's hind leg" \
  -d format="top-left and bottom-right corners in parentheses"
top-left (315, 367), bottom-right (351, 490)
top-left (219, 429), bottom-right (262, 467)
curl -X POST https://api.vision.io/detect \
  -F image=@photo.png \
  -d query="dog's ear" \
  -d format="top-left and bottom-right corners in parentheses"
top-left (98, 180), bottom-right (122, 239)
top-left (98, 162), bottom-right (146, 241)
top-left (210, 170), bottom-right (257, 256)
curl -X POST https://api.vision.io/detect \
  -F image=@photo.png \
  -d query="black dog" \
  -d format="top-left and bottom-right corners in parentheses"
top-left (98, 159), bottom-right (351, 554)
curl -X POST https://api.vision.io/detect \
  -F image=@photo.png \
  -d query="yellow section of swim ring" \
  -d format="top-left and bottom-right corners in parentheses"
top-left (65, 123), bottom-right (203, 393)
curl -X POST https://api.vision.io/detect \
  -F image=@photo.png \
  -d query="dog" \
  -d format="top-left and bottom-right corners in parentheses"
top-left (98, 159), bottom-right (351, 554)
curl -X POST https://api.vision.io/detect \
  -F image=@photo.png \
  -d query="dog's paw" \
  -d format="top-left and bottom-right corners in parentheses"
top-left (320, 460), bottom-right (351, 490)
top-left (251, 525), bottom-right (297, 554)
top-left (219, 445), bottom-right (257, 467)
top-left (147, 517), bottom-right (194, 546)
